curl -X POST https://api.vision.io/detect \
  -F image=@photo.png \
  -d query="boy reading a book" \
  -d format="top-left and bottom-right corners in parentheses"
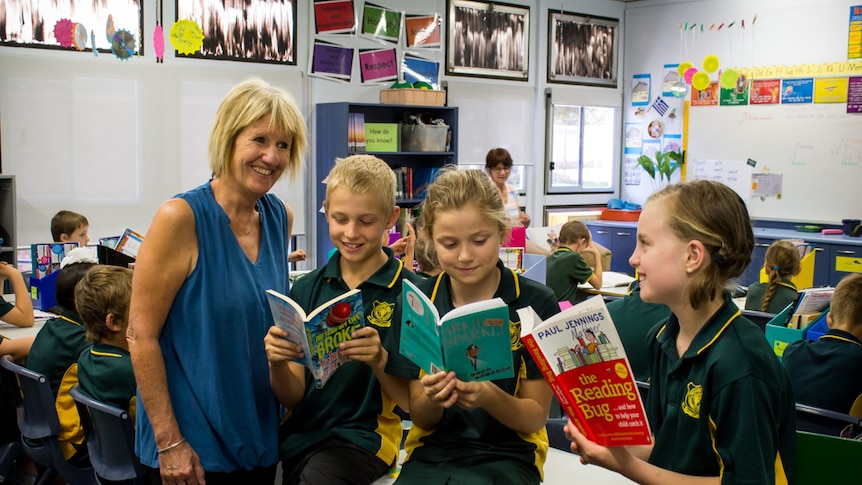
top-left (51, 210), bottom-right (90, 247)
top-left (387, 168), bottom-right (560, 484)
top-left (546, 220), bottom-right (603, 304)
top-left (264, 154), bottom-right (422, 484)
top-left (74, 265), bottom-right (137, 416)
top-left (783, 273), bottom-right (862, 417)
top-left (564, 180), bottom-right (796, 484)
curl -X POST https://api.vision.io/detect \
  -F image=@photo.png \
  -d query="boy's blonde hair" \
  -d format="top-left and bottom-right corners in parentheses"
top-left (830, 273), bottom-right (862, 329)
top-left (420, 167), bottom-right (509, 240)
top-left (75, 265), bottom-right (134, 342)
top-left (324, 155), bottom-right (396, 215)
top-left (51, 210), bottom-right (88, 242)
top-left (208, 77), bottom-right (307, 179)
top-left (648, 180), bottom-right (754, 310)
top-left (761, 240), bottom-right (802, 312)
top-left (559, 220), bottom-right (591, 246)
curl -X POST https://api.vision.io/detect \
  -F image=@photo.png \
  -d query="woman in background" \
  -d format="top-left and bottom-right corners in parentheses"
top-left (485, 148), bottom-right (530, 228)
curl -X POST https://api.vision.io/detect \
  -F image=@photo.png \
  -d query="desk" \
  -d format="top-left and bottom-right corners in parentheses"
top-left (578, 271), bottom-right (635, 299)
top-left (0, 293), bottom-right (51, 339)
top-left (372, 448), bottom-right (635, 484)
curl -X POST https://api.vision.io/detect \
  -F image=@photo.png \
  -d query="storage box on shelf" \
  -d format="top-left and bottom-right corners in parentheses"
top-left (314, 102), bottom-right (458, 267)
top-left (380, 89), bottom-right (446, 106)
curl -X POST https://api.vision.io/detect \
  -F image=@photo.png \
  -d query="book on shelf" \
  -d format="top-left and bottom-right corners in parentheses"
top-left (266, 288), bottom-right (365, 388)
top-left (30, 242), bottom-right (79, 279)
top-left (411, 167), bottom-right (441, 199)
top-left (355, 113), bottom-right (366, 152)
top-left (348, 112), bottom-right (356, 151)
top-left (400, 279), bottom-right (514, 382)
top-left (115, 228), bottom-right (144, 258)
top-left (518, 295), bottom-right (652, 447)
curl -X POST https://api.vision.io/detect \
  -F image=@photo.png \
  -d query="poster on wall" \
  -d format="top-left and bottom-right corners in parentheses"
top-left (624, 155), bottom-right (641, 186)
top-left (662, 64), bottom-right (680, 96)
top-left (446, 0), bottom-right (530, 81)
top-left (849, 5), bottom-right (862, 59)
top-left (750, 79), bottom-right (782, 105)
top-left (781, 78), bottom-right (814, 104)
top-left (176, 0), bottom-right (297, 64)
top-left (403, 55), bottom-right (440, 89)
top-left (314, 0), bottom-right (356, 35)
top-left (691, 81), bottom-right (719, 107)
top-left (0, 0), bottom-right (142, 53)
top-left (848, 76), bottom-right (862, 113)
top-left (310, 40), bottom-right (354, 81)
top-left (632, 74), bottom-right (650, 106)
top-left (361, 3), bottom-right (401, 43)
top-left (813, 77), bottom-right (849, 103)
top-left (358, 47), bottom-right (398, 83)
top-left (624, 122), bottom-right (643, 154)
top-left (547, 11), bottom-right (618, 87)
top-left (405, 13), bottom-right (441, 48)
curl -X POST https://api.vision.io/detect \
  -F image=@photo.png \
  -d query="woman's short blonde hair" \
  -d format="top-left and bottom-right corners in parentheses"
top-left (208, 77), bottom-right (307, 179)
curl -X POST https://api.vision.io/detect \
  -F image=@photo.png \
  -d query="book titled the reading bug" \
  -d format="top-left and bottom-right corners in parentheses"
top-left (266, 288), bottom-right (365, 388)
top-left (518, 296), bottom-right (652, 447)
top-left (400, 279), bottom-right (513, 382)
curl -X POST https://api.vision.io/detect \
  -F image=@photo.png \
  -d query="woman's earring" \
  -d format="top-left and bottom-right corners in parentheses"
top-left (686, 267), bottom-right (693, 273)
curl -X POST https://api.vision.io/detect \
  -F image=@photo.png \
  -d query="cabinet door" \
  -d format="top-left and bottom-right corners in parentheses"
top-left (739, 238), bottom-right (773, 286)
top-left (827, 244), bottom-right (862, 286)
top-left (588, 224), bottom-right (613, 253)
top-left (611, 228), bottom-right (636, 273)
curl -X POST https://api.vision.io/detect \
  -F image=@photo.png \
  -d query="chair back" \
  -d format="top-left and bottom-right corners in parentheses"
top-left (795, 403), bottom-right (862, 437)
top-left (0, 355), bottom-right (96, 485)
top-left (545, 417), bottom-right (570, 452)
top-left (70, 386), bottom-right (144, 483)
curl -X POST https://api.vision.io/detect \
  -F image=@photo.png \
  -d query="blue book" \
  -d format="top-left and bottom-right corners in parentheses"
top-left (266, 288), bottom-right (364, 388)
top-left (400, 279), bottom-right (513, 381)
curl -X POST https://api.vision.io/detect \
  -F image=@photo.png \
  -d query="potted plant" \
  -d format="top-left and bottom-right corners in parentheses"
top-left (637, 150), bottom-right (683, 190)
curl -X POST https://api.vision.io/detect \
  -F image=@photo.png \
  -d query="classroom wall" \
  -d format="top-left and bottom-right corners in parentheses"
top-left (621, 0), bottom-right (862, 223)
top-left (0, 0), bottom-right (630, 263)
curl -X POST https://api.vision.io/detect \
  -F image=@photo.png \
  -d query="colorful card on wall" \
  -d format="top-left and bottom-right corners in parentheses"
top-left (403, 55), bottom-right (440, 89)
top-left (314, 0), bottom-right (356, 34)
top-left (405, 14), bottom-right (441, 48)
top-left (848, 76), bottom-right (862, 113)
top-left (781, 79), bottom-right (814, 104)
top-left (691, 81), bottom-right (719, 106)
top-left (750, 79), bottom-right (782, 105)
top-left (311, 40), bottom-right (354, 81)
top-left (661, 64), bottom-right (680, 96)
top-left (813, 77), bottom-right (849, 103)
top-left (361, 3), bottom-right (401, 43)
top-left (359, 48), bottom-right (398, 83)
top-left (720, 80), bottom-right (750, 106)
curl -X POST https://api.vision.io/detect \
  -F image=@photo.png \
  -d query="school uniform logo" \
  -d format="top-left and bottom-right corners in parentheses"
top-left (368, 300), bottom-right (394, 328)
top-left (510, 320), bottom-right (523, 351)
top-left (682, 382), bottom-right (703, 419)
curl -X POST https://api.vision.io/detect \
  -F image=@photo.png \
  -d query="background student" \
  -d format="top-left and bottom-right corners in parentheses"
top-left (74, 265), bottom-right (137, 415)
top-left (0, 261), bottom-right (34, 328)
top-left (485, 148), bottom-right (530, 228)
top-left (606, 280), bottom-right (670, 382)
top-left (745, 239), bottom-right (801, 313)
top-left (783, 273), bottom-right (862, 417)
top-left (546, 220), bottom-right (603, 304)
top-left (128, 77), bottom-right (307, 484)
top-left (565, 180), bottom-right (796, 484)
top-left (389, 168), bottom-right (560, 485)
top-left (51, 210), bottom-right (90, 247)
top-left (265, 154), bottom-right (420, 485)
top-left (26, 248), bottom-right (98, 463)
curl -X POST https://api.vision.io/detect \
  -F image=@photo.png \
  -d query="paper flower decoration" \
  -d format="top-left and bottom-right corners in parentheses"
top-left (692, 72), bottom-right (710, 90)
top-left (53, 18), bottom-right (75, 47)
top-left (677, 61), bottom-right (694, 77)
top-left (154, 24), bottom-right (165, 60)
top-left (72, 23), bottom-right (88, 50)
top-left (111, 29), bottom-right (136, 60)
top-left (670, 81), bottom-right (688, 98)
top-left (684, 67), bottom-right (698, 85)
top-left (720, 69), bottom-right (739, 90)
top-left (170, 19), bottom-right (204, 56)
top-left (702, 55), bottom-right (720, 73)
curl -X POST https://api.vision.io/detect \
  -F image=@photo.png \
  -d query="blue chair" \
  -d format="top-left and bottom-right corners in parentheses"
top-left (70, 387), bottom-right (145, 484)
top-left (0, 355), bottom-right (96, 485)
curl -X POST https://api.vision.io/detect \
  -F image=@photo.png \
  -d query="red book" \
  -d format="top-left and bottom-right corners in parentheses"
top-left (518, 296), bottom-right (652, 447)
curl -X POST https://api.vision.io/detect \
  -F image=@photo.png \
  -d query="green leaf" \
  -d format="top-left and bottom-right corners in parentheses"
top-left (637, 155), bottom-right (656, 179)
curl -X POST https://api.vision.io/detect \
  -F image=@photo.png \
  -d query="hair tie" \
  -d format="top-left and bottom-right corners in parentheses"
top-left (772, 265), bottom-right (780, 271)
top-left (711, 252), bottom-right (728, 269)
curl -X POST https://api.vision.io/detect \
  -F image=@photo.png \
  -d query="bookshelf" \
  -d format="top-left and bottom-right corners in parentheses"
top-left (314, 102), bottom-right (459, 267)
top-left (0, 175), bottom-right (15, 293)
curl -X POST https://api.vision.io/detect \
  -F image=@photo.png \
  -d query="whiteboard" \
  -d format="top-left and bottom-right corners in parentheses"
top-left (687, 102), bottom-right (862, 223)
top-left (0, 52), bottom-right (305, 247)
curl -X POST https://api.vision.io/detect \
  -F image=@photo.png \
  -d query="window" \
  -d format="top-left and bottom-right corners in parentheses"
top-left (546, 102), bottom-right (617, 194)
top-left (460, 164), bottom-right (527, 194)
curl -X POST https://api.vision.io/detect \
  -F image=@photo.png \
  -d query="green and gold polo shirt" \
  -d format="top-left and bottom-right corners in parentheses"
top-left (546, 246), bottom-right (594, 304)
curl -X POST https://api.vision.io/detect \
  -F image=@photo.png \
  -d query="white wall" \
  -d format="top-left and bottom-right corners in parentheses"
top-left (621, 0), bottom-right (861, 222)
